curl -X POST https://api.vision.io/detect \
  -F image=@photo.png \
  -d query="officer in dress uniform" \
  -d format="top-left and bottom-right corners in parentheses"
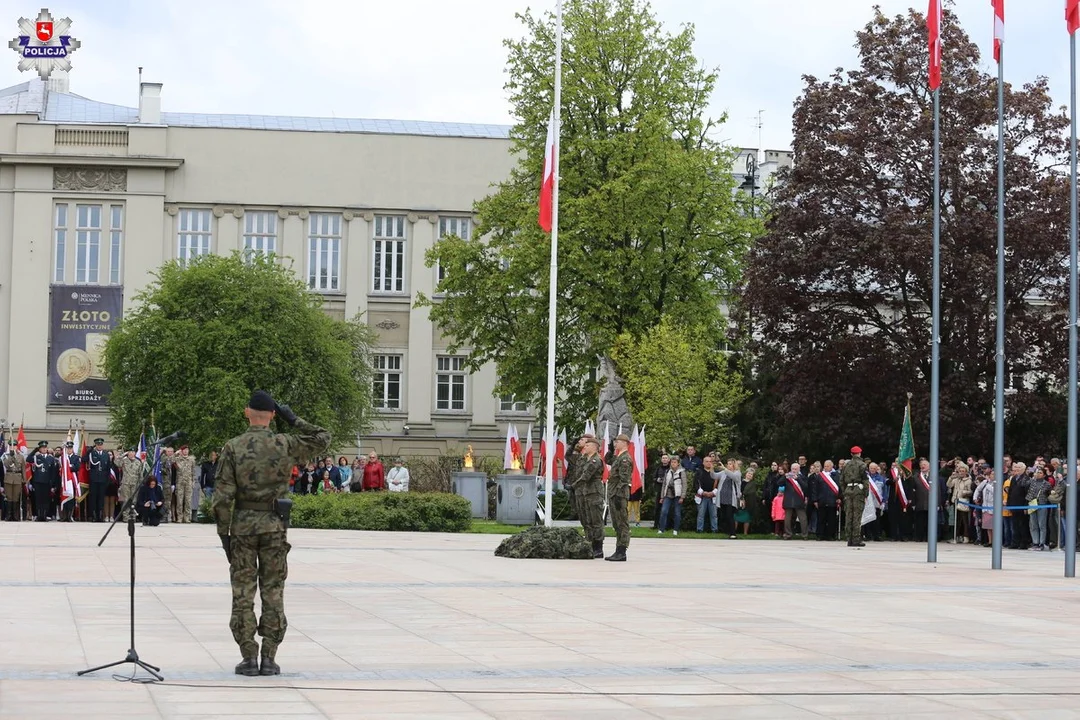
top-left (86, 438), bottom-right (111, 522)
top-left (27, 441), bottom-right (59, 522)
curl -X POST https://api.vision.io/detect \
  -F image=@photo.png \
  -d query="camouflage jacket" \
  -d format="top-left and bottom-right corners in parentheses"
top-left (213, 418), bottom-right (331, 536)
top-left (2, 452), bottom-right (24, 483)
top-left (608, 451), bottom-right (633, 497)
top-left (118, 456), bottom-right (149, 486)
top-left (173, 455), bottom-right (196, 485)
top-left (839, 456), bottom-right (868, 492)
top-left (574, 454), bottom-right (605, 494)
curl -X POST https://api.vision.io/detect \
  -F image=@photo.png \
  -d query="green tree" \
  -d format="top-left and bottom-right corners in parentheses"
top-left (103, 253), bottom-right (376, 456)
top-left (610, 317), bottom-right (745, 452)
top-left (417, 0), bottom-right (759, 425)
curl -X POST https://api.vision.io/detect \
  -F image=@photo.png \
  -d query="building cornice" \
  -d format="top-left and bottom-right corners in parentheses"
top-left (0, 153), bottom-right (184, 169)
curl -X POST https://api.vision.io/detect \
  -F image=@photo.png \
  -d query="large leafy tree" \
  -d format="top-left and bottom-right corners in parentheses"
top-left (417, 0), bottom-right (758, 426)
top-left (104, 253), bottom-right (376, 455)
top-left (740, 7), bottom-right (1070, 460)
top-left (611, 317), bottom-right (745, 452)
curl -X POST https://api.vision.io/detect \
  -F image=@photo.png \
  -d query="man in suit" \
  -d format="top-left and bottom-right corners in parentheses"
top-left (783, 462), bottom-right (809, 540)
top-left (811, 459), bottom-right (841, 541)
top-left (912, 458), bottom-right (933, 542)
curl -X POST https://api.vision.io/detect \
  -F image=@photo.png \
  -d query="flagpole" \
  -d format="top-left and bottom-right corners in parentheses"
top-left (542, 0), bottom-right (563, 528)
top-left (1066, 27), bottom-right (1078, 578)
top-left (927, 82), bottom-right (941, 564)
top-left (991, 42), bottom-right (1005, 571)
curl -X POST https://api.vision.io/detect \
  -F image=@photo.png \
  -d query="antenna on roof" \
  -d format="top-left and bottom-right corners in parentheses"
top-left (753, 110), bottom-right (765, 163)
top-left (138, 66), bottom-right (142, 96)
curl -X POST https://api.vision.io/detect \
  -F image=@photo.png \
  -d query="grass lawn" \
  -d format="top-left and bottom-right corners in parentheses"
top-left (468, 519), bottom-right (779, 541)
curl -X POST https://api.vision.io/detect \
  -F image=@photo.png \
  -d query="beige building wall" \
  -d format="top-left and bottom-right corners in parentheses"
top-left (0, 79), bottom-right (531, 458)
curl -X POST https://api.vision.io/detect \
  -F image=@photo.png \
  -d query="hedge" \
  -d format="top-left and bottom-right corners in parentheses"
top-left (198, 492), bottom-right (472, 533)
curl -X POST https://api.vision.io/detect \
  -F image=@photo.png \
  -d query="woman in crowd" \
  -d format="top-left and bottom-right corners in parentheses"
top-left (658, 455), bottom-right (686, 535)
top-left (387, 458), bottom-right (410, 492)
top-left (337, 456), bottom-right (352, 493)
top-left (104, 449), bottom-right (118, 521)
top-left (735, 467), bottom-right (754, 535)
top-left (1027, 468), bottom-right (1052, 551)
top-left (137, 476), bottom-right (165, 527)
top-left (948, 462), bottom-right (974, 543)
top-left (351, 456), bottom-right (367, 493)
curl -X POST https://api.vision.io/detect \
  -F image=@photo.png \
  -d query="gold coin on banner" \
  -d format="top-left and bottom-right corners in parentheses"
top-left (57, 348), bottom-right (93, 384)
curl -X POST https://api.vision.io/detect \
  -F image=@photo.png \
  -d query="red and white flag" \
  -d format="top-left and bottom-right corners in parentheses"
top-left (60, 432), bottom-right (78, 505)
top-left (538, 109), bottom-right (556, 233)
top-left (992, 0), bottom-right (1004, 63)
top-left (556, 428), bottom-right (568, 479)
top-left (523, 425), bottom-right (535, 474)
top-left (1069, 0), bottom-right (1080, 34)
top-left (601, 422), bottom-right (611, 481)
top-left (928, 0), bottom-right (942, 90)
top-left (503, 424), bottom-right (521, 469)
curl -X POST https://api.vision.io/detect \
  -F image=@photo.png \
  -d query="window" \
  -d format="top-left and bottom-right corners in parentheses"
top-left (500, 395), bottom-right (527, 413)
top-left (177, 209), bottom-right (212, 263)
top-left (244, 211), bottom-right (277, 258)
top-left (308, 213), bottom-right (341, 291)
top-left (53, 203), bottom-right (66, 284)
top-left (372, 214), bottom-right (406, 293)
top-left (74, 204), bottom-right (102, 284)
top-left (436, 217), bottom-right (471, 283)
top-left (372, 355), bottom-right (403, 410)
top-left (436, 356), bottom-right (467, 411)
top-left (109, 205), bottom-right (123, 285)
top-left (53, 202), bottom-right (122, 285)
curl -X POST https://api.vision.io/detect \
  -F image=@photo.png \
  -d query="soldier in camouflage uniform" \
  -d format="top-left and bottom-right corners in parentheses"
top-left (3, 447), bottom-right (26, 521)
top-left (564, 435), bottom-right (586, 519)
top-left (117, 448), bottom-right (149, 522)
top-left (212, 390), bottom-right (330, 677)
top-left (605, 434), bottom-right (633, 561)
top-left (574, 436), bottom-right (606, 559)
top-left (173, 446), bottom-right (197, 523)
top-left (840, 446), bottom-right (868, 547)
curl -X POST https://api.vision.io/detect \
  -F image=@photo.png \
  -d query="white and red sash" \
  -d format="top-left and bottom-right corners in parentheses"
top-left (918, 472), bottom-right (930, 492)
top-left (867, 473), bottom-right (883, 506)
top-left (892, 467), bottom-right (910, 509)
top-left (787, 476), bottom-right (805, 501)
top-left (819, 471), bottom-right (839, 496)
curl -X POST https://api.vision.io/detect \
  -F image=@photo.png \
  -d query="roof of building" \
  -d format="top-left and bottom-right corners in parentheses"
top-left (0, 79), bottom-right (512, 140)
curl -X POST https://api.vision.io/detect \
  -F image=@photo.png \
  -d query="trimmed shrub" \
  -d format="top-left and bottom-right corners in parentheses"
top-left (290, 492), bottom-right (472, 532)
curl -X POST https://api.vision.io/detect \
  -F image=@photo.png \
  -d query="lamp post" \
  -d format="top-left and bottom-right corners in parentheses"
top-left (741, 154), bottom-right (758, 216)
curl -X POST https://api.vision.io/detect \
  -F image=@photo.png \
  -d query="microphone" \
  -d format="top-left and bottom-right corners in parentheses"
top-left (151, 430), bottom-right (185, 447)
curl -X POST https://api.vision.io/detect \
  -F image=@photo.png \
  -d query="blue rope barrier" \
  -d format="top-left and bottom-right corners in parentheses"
top-left (956, 500), bottom-right (1059, 512)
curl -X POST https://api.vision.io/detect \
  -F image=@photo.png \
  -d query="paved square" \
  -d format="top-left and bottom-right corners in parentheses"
top-left (0, 523), bottom-right (1078, 718)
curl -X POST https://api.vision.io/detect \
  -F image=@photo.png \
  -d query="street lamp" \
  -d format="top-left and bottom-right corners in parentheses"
top-left (740, 154), bottom-right (758, 216)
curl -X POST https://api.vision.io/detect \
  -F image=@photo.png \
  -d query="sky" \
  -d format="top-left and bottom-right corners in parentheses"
top-left (0, 0), bottom-right (1073, 151)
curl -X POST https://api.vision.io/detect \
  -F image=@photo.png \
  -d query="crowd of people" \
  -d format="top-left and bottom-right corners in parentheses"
top-left (0, 440), bottom-right (411, 525)
top-left (640, 446), bottom-right (1078, 550)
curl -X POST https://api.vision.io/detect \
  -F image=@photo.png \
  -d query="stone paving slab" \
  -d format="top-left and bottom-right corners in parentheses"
top-left (1, 523), bottom-right (1079, 718)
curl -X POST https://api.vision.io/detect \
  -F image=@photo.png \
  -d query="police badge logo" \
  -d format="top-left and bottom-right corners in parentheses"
top-left (8, 9), bottom-right (80, 80)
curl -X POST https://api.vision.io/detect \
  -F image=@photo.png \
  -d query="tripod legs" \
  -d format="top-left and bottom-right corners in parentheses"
top-left (78, 648), bottom-right (162, 681)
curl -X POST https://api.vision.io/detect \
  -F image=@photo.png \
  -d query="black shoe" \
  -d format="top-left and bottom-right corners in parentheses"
top-left (591, 541), bottom-right (604, 559)
top-left (605, 546), bottom-right (627, 562)
top-left (259, 656), bottom-right (280, 676)
top-left (235, 658), bottom-right (260, 676)
top-left (852, 541), bottom-right (866, 547)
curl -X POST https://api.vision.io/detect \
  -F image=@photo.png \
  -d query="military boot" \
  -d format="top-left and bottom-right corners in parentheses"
top-left (605, 545), bottom-right (627, 562)
top-left (260, 654), bottom-right (280, 676)
top-left (235, 657), bottom-right (260, 676)
top-left (592, 540), bottom-right (604, 559)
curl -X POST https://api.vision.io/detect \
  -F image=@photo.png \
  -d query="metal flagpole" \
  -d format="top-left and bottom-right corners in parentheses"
top-left (991, 43), bottom-right (1005, 571)
top-left (542, 0), bottom-right (563, 528)
top-left (1067, 29), bottom-right (1078, 577)
top-left (928, 82), bottom-right (942, 563)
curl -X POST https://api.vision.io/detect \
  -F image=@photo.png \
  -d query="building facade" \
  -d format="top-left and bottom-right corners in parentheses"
top-left (0, 75), bottom-right (531, 457)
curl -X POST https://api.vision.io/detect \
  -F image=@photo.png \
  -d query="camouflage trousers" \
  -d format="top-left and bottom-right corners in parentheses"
top-left (119, 480), bottom-right (138, 521)
top-left (176, 478), bottom-right (193, 522)
top-left (609, 492), bottom-right (630, 548)
top-left (843, 490), bottom-right (866, 543)
top-left (229, 532), bottom-right (291, 660)
top-left (576, 484), bottom-right (605, 545)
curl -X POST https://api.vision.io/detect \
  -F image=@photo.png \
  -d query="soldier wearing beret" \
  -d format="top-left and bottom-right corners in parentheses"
top-left (605, 434), bottom-right (633, 561)
top-left (573, 435), bottom-right (606, 558)
top-left (213, 390), bottom-right (330, 676)
top-left (840, 446), bottom-right (868, 547)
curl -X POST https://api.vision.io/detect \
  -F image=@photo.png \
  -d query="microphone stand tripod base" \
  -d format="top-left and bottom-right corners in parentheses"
top-left (78, 648), bottom-right (162, 682)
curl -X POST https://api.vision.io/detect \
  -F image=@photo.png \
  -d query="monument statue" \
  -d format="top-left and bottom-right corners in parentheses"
top-left (596, 355), bottom-right (634, 435)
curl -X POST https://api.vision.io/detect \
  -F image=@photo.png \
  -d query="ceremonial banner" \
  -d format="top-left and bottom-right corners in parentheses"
top-left (48, 286), bottom-right (122, 406)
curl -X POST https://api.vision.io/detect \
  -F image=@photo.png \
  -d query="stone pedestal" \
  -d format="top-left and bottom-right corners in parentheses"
top-left (451, 471), bottom-right (488, 519)
top-left (496, 474), bottom-right (538, 525)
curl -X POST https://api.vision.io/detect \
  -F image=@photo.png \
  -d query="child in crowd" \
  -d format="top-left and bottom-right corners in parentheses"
top-left (771, 486), bottom-right (786, 537)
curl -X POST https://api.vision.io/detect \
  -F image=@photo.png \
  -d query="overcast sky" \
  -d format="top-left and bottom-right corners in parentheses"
top-left (0, 0), bottom-right (1072, 150)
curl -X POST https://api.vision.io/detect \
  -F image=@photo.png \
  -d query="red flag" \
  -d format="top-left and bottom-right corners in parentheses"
top-left (628, 425), bottom-right (643, 495)
top-left (555, 429), bottom-right (567, 480)
top-left (1070, 0), bottom-right (1080, 34)
top-left (523, 425), bottom-right (535, 474)
top-left (78, 430), bottom-right (89, 487)
top-left (15, 423), bottom-right (26, 454)
top-left (992, 0), bottom-right (1004, 63)
top-left (928, 0), bottom-right (942, 90)
top-left (538, 110), bottom-right (555, 233)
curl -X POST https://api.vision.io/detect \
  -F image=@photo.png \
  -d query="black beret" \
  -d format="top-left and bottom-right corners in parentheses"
top-left (248, 390), bottom-right (275, 412)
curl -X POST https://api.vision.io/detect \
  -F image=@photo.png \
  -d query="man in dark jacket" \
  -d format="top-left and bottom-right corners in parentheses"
top-left (85, 438), bottom-right (111, 522)
top-left (810, 460), bottom-right (841, 541)
top-left (1006, 462), bottom-right (1031, 550)
top-left (200, 450), bottom-right (218, 501)
top-left (912, 458), bottom-right (934, 542)
top-left (782, 463), bottom-right (809, 540)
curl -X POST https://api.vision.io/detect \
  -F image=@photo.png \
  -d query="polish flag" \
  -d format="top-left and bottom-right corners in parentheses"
top-left (928, 0), bottom-right (942, 90)
top-left (992, 0), bottom-right (1004, 63)
top-left (1070, 0), bottom-right (1080, 34)
top-left (523, 425), bottom-right (535, 474)
top-left (503, 424), bottom-right (521, 469)
top-left (60, 432), bottom-right (78, 505)
top-left (538, 109), bottom-right (556, 233)
top-left (628, 425), bottom-right (643, 494)
top-left (556, 428), bottom-right (568, 480)
top-left (601, 422), bottom-right (611, 482)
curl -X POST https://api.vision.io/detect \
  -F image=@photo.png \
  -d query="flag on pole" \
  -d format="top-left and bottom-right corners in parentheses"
top-left (928, 0), bottom-right (942, 90)
top-left (78, 430), bottom-right (89, 488)
top-left (1070, 0), bottom-right (1080, 34)
top-left (992, 0), bottom-right (1004, 63)
top-left (628, 425), bottom-right (643, 494)
top-left (601, 421), bottom-right (611, 481)
top-left (503, 424), bottom-right (516, 469)
top-left (137, 432), bottom-right (147, 462)
top-left (524, 424), bottom-right (535, 474)
top-left (15, 423), bottom-right (26, 455)
top-left (584, 419), bottom-right (595, 438)
top-left (60, 431), bottom-right (78, 505)
top-left (538, 109), bottom-right (556, 232)
top-left (556, 428), bottom-right (568, 480)
top-left (897, 401), bottom-right (917, 473)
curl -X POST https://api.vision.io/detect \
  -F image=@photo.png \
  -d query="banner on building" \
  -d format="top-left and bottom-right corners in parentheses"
top-left (48, 286), bottom-right (122, 406)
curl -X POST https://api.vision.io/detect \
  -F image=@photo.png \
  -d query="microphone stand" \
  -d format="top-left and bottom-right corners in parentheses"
top-left (79, 432), bottom-right (182, 681)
